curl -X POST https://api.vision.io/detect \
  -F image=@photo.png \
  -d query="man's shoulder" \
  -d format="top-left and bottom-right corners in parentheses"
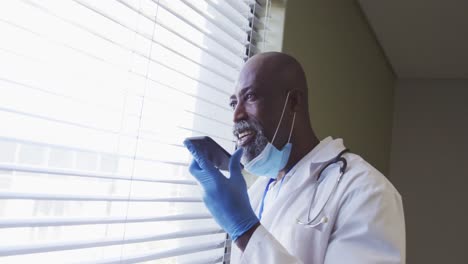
top-left (342, 153), bottom-right (401, 199)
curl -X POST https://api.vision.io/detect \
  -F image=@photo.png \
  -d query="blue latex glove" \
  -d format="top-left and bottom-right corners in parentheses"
top-left (187, 147), bottom-right (259, 241)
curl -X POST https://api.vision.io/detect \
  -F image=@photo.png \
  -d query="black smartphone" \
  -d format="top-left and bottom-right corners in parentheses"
top-left (183, 136), bottom-right (234, 171)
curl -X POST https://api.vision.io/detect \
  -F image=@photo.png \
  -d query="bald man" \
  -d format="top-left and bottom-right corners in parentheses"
top-left (186, 52), bottom-right (405, 264)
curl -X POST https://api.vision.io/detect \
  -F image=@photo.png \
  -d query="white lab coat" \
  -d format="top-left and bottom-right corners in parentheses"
top-left (231, 137), bottom-right (405, 264)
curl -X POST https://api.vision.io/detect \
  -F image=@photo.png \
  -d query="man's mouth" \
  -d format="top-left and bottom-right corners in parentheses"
top-left (236, 130), bottom-right (256, 147)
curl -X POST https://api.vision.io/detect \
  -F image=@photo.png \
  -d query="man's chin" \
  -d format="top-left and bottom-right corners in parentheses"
top-left (240, 144), bottom-right (259, 164)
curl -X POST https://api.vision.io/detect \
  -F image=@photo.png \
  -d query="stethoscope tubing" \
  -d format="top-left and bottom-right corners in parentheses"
top-left (296, 149), bottom-right (350, 227)
top-left (257, 149), bottom-right (350, 226)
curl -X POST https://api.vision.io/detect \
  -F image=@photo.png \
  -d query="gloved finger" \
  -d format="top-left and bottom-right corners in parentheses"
top-left (188, 159), bottom-right (210, 184)
top-left (188, 158), bottom-right (202, 176)
top-left (193, 154), bottom-right (218, 174)
top-left (229, 148), bottom-right (244, 181)
top-left (184, 141), bottom-right (216, 172)
top-left (189, 158), bottom-right (223, 187)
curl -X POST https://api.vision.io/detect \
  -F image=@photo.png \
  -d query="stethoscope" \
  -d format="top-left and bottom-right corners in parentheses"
top-left (258, 148), bottom-right (350, 228)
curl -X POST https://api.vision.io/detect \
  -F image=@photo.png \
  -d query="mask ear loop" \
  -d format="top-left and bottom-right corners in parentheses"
top-left (272, 91), bottom-right (291, 144)
top-left (287, 112), bottom-right (296, 143)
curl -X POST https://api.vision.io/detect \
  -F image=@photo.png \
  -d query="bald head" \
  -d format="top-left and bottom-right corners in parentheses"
top-left (237, 52), bottom-right (309, 110)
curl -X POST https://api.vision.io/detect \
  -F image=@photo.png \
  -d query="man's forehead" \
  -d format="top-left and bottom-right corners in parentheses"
top-left (232, 79), bottom-right (267, 98)
top-left (233, 70), bottom-right (269, 95)
top-left (236, 67), bottom-right (258, 87)
top-left (231, 53), bottom-right (282, 97)
top-left (234, 78), bottom-right (255, 93)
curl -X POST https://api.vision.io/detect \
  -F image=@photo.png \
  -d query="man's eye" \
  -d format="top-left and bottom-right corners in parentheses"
top-left (229, 101), bottom-right (237, 110)
top-left (245, 93), bottom-right (256, 100)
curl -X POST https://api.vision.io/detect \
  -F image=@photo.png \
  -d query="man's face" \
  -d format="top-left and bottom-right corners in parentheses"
top-left (231, 109), bottom-right (269, 163)
top-left (230, 69), bottom-right (284, 163)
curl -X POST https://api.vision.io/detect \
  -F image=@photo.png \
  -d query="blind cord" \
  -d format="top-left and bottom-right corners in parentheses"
top-left (118, 0), bottom-right (161, 261)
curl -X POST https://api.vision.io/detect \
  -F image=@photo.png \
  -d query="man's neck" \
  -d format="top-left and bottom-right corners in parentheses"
top-left (277, 135), bottom-right (319, 182)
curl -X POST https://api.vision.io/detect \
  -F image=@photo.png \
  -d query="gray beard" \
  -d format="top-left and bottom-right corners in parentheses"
top-left (241, 130), bottom-right (268, 164)
top-left (233, 120), bottom-right (269, 164)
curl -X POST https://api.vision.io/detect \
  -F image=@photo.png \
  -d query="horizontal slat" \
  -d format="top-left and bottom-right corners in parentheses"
top-left (0, 102), bottom-right (232, 151)
top-left (224, 0), bottom-right (269, 35)
top-left (0, 135), bottom-right (180, 169)
top-left (1, 73), bottom-right (231, 121)
top-left (154, 0), bottom-right (246, 55)
top-left (137, 71), bottom-right (232, 112)
top-left (0, 72), bottom-right (134, 117)
top-left (136, 48), bottom-right (234, 97)
top-left (0, 228), bottom-right (223, 257)
top-left (0, 192), bottom-right (202, 203)
top-left (250, 1), bottom-right (266, 17)
top-left (0, 134), bottom-right (230, 177)
top-left (179, 256), bottom-right (225, 264)
top-left (0, 163), bottom-right (197, 185)
top-left (86, 240), bottom-right (226, 264)
top-left (248, 28), bottom-right (263, 42)
top-left (0, 135), bottom-right (224, 178)
top-left (0, 214), bottom-right (212, 228)
top-left (253, 0), bottom-right (269, 7)
top-left (0, 74), bottom-right (139, 132)
top-left (115, 0), bottom-right (245, 68)
top-left (0, 19), bottom-right (238, 101)
top-left (138, 98), bottom-right (233, 131)
top-left (205, 0), bottom-right (250, 30)
top-left (0, 16), bottom-right (235, 112)
top-left (247, 43), bottom-right (261, 57)
top-left (2, 113), bottom-right (186, 162)
top-left (0, 78), bottom-right (233, 144)
top-left (70, 0), bottom-right (237, 84)
top-left (1, 74), bottom-right (233, 138)
top-left (175, 126), bottom-right (235, 143)
top-left (178, 239), bottom-right (231, 264)
top-left (0, 23), bottom-right (145, 104)
top-left (31, 0), bottom-right (245, 68)
top-left (225, 0), bottom-right (252, 19)
top-left (0, 91), bottom-right (232, 141)
top-left (17, 0), bottom-right (234, 96)
top-left (0, 105), bottom-right (121, 136)
top-left (250, 16), bottom-right (269, 31)
top-left (179, 0), bottom-right (248, 43)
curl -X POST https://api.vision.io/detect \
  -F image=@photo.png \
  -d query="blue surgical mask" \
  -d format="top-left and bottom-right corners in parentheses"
top-left (244, 92), bottom-right (296, 179)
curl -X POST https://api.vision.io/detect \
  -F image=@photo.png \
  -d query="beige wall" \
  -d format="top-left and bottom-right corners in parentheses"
top-left (390, 79), bottom-right (468, 263)
top-left (281, 0), bottom-right (395, 174)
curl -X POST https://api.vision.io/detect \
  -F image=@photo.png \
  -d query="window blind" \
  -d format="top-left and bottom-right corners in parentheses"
top-left (0, 0), bottom-right (270, 263)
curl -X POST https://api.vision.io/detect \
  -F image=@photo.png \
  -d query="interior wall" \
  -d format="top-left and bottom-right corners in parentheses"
top-left (281, 0), bottom-right (395, 174)
top-left (390, 79), bottom-right (468, 263)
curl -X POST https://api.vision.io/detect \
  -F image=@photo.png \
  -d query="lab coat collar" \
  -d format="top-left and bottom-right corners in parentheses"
top-left (283, 136), bottom-right (347, 193)
top-left (285, 136), bottom-right (346, 178)
top-left (307, 136), bottom-right (347, 164)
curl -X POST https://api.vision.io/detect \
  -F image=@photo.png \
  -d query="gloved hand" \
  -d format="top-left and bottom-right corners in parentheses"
top-left (187, 147), bottom-right (259, 241)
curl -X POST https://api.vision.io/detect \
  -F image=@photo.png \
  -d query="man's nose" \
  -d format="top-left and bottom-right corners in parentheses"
top-left (233, 103), bottom-right (247, 123)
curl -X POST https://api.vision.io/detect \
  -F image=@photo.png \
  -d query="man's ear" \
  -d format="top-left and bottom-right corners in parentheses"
top-left (289, 89), bottom-right (303, 113)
